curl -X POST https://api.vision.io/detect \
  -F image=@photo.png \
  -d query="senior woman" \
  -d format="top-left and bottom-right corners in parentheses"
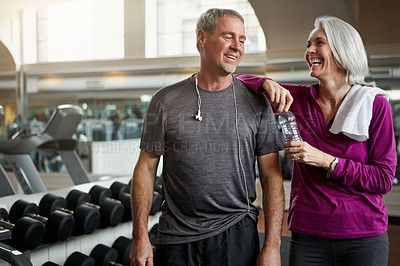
top-left (237, 16), bottom-right (397, 266)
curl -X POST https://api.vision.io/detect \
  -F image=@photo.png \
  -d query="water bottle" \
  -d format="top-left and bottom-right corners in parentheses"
top-left (276, 111), bottom-right (302, 142)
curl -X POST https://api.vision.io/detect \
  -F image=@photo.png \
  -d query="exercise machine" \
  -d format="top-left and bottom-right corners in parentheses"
top-left (0, 105), bottom-right (90, 194)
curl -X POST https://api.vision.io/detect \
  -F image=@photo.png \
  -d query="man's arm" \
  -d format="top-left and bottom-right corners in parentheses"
top-left (130, 150), bottom-right (160, 266)
top-left (256, 152), bottom-right (284, 266)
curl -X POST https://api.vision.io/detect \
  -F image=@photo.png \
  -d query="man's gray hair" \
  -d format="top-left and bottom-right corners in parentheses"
top-left (196, 8), bottom-right (244, 36)
top-left (196, 8), bottom-right (244, 51)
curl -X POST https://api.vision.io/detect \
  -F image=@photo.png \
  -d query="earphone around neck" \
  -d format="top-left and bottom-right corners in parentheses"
top-left (194, 74), bottom-right (203, 121)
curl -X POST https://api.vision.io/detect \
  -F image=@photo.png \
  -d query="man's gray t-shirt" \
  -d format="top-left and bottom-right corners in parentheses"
top-left (140, 76), bottom-right (282, 245)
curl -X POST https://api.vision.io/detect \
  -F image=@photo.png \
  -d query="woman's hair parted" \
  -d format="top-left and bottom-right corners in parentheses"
top-left (313, 16), bottom-right (375, 87)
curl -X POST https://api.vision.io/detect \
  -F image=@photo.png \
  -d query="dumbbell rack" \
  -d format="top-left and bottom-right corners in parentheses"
top-left (0, 176), bottom-right (160, 266)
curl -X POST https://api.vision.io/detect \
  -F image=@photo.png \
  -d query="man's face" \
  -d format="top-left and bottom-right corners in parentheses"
top-left (200, 16), bottom-right (246, 75)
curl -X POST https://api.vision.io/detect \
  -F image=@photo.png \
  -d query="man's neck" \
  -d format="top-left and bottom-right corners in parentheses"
top-left (196, 71), bottom-right (233, 91)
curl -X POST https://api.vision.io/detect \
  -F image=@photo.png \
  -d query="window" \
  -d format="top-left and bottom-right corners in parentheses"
top-left (146, 0), bottom-right (266, 58)
top-left (37, 0), bottom-right (124, 62)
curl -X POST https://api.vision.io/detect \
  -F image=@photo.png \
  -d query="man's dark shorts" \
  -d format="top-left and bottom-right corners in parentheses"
top-left (154, 216), bottom-right (259, 266)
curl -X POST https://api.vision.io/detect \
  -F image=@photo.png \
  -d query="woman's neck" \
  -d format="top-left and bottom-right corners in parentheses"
top-left (316, 76), bottom-right (351, 124)
top-left (317, 75), bottom-right (351, 106)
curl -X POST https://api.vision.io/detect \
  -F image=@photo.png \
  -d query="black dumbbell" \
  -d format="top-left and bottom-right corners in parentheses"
top-left (42, 262), bottom-right (60, 266)
top-left (39, 193), bottom-right (100, 235)
top-left (89, 184), bottom-right (127, 223)
top-left (0, 208), bottom-right (10, 241)
top-left (41, 236), bottom-right (130, 266)
top-left (64, 237), bottom-right (131, 266)
top-left (109, 181), bottom-right (130, 201)
top-left (111, 180), bottom-right (161, 216)
top-left (120, 193), bottom-right (132, 221)
top-left (64, 251), bottom-right (95, 266)
top-left (109, 181), bottom-right (131, 221)
top-left (65, 245), bottom-right (124, 266)
top-left (0, 207), bottom-right (45, 251)
top-left (154, 175), bottom-right (163, 194)
top-left (66, 189), bottom-right (124, 228)
top-left (150, 192), bottom-right (163, 216)
top-left (90, 243), bottom-right (125, 266)
top-left (151, 176), bottom-right (163, 215)
top-left (112, 236), bottom-right (132, 265)
top-left (8, 199), bottom-right (74, 243)
top-left (148, 223), bottom-right (159, 247)
top-left (88, 185), bottom-right (126, 227)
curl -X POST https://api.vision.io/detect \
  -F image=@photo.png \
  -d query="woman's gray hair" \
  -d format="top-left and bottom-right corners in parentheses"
top-left (196, 8), bottom-right (244, 51)
top-left (313, 16), bottom-right (375, 87)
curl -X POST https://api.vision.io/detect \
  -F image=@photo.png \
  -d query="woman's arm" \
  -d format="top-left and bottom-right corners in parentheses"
top-left (286, 96), bottom-right (397, 194)
top-left (330, 96), bottom-right (397, 194)
top-left (236, 74), bottom-right (293, 113)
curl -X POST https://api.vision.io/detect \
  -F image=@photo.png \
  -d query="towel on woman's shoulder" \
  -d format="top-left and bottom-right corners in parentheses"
top-left (330, 84), bottom-right (389, 142)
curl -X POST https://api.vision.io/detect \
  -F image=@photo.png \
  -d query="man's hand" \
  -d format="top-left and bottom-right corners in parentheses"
top-left (130, 238), bottom-right (154, 266)
top-left (263, 79), bottom-right (293, 114)
top-left (256, 246), bottom-right (281, 266)
top-left (130, 150), bottom-right (160, 266)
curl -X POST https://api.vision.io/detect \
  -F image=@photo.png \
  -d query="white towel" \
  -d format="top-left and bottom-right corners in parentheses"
top-left (330, 84), bottom-right (389, 142)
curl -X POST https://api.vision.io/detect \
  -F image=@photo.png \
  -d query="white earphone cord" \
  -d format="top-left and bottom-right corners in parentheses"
top-left (194, 74), bottom-right (250, 213)
top-left (195, 74), bottom-right (202, 121)
top-left (232, 78), bottom-right (251, 214)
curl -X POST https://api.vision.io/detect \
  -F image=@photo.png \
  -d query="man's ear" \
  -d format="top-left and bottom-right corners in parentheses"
top-left (197, 29), bottom-right (207, 49)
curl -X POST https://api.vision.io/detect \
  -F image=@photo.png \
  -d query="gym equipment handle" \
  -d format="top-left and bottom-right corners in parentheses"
top-left (0, 242), bottom-right (33, 266)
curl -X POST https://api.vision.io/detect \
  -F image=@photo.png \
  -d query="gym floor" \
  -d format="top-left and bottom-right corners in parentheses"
top-left (257, 211), bottom-right (400, 266)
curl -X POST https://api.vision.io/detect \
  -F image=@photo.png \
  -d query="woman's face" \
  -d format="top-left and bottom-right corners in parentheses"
top-left (304, 28), bottom-right (343, 80)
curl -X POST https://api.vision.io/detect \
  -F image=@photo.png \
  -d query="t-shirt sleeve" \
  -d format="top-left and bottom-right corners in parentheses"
top-left (140, 95), bottom-right (167, 155)
top-left (255, 95), bottom-right (284, 156)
